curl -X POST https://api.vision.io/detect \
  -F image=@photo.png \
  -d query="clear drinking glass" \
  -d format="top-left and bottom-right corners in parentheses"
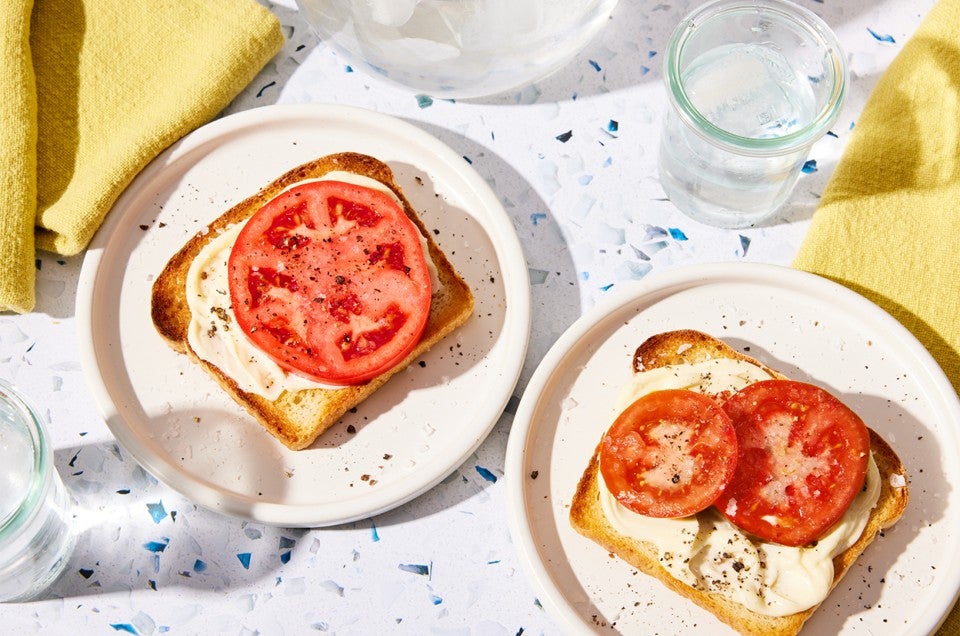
top-left (658, 0), bottom-right (846, 228)
top-left (295, 0), bottom-right (620, 99)
top-left (0, 380), bottom-right (76, 602)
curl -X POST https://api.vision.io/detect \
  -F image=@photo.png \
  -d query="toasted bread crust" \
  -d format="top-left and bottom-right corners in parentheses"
top-left (150, 153), bottom-right (474, 449)
top-left (570, 330), bottom-right (909, 636)
top-left (632, 328), bottom-right (784, 379)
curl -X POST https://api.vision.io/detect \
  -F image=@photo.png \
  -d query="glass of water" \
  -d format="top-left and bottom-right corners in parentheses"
top-left (295, 0), bottom-right (620, 99)
top-left (0, 379), bottom-right (76, 602)
top-left (658, 0), bottom-right (846, 228)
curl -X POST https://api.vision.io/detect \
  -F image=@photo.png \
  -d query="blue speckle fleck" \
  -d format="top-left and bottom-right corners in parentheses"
top-left (580, 271), bottom-right (590, 281)
top-left (616, 260), bottom-right (652, 281)
top-left (110, 624), bottom-right (138, 635)
top-left (143, 539), bottom-right (169, 553)
top-left (640, 66), bottom-right (651, 76)
top-left (589, 60), bottom-right (601, 72)
top-left (237, 553), bottom-right (252, 569)
top-left (826, 130), bottom-right (838, 138)
top-left (600, 283), bottom-right (615, 292)
top-left (475, 465), bottom-right (498, 483)
top-left (556, 130), bottom-right (573, 143)
top-left (345, 65), bottom-right (354, 72)
top-left (279, 536), bottom-right (296, 550)
top-left (645, 241), bottom-right (668, 256)
top-left (430, 594), bottom-right (443, 605)
top-left (648, 50), bottom-right (657, 58)
top-left (193, 559), bottom-right (207, 573)
top-left (802, 159), bottom-right (818, 174)
top-left (530, 212), bottom-right (547, 225)
top-left (371, 521), bottom-right (381, 542)
top-left (603, 156), bottom-right (613, 167)
top-left (159, 628), bottom-right (170, 634)
top-left (867, 28), bottom-right (895, 43)
top-left (528, 268), bottom-right (549, 285)
top-left (399, 563), bottom-right (430, 576)
top-left (607, 120), bottom-right (619, 132)
top-left (487, 559), bottom-right (501, 564)
top-left (739, 235), bottom-right (751, 256)
top-left (668, 227), bottom-right (688, 241)
top-left (146, 501), bottom-right (167, 524)
top-left (148, 580), bottom-right (157, 591)
top-left (281, 551), bottom-right (292, 564)
top-left (255, 81), bottom-right (276, 98)
top-left (578, 174), bottom-right (593, 185)
top-left (416, 94), bottom-right (434, 108)
top-left (653, 226), bottom-right (675, 239)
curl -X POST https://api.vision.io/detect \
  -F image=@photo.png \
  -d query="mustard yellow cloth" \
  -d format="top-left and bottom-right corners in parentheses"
top-left (793, 0), bottom-right (960, 630)
top-left (0, 0), bottom-right (284, 313)
top-left (0, 1), bottom-right (37, 314)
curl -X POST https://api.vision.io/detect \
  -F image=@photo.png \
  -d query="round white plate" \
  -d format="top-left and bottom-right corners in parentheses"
top-left (77, 103), bottom-right (531, 527)
top-left (505, 262), bottom-right (960, 635)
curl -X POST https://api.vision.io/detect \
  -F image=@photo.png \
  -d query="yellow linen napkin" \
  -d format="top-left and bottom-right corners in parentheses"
top-left (0, 1), bottom-right (37, 315)
top-left (0, 0), bottom-right (284, 313)
top-left (793, 0), bottom-right (960, 395)
top-left (793, 0), bottom-right (960, 631)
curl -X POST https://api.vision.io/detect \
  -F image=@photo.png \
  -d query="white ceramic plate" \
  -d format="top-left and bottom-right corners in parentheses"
top-left (77, 103), bottom-right (531, 527)
top-left (505, 262), bottom-right (960, 635)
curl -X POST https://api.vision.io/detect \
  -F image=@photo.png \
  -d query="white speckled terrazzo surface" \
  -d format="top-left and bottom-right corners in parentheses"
top-left (0, 0), bottom-right (939, 633)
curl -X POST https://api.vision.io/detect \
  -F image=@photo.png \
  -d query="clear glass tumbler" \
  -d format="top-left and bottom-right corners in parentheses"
top-left (658, 0), bottom-right (846, 228)
top-left (295, 0), bottom-right (620, 99)
top-left (0, 380), bottom-right (76, 602)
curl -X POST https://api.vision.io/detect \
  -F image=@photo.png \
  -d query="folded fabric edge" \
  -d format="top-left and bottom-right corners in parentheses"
top-left (32, 1), bottom-right (285, 257)
top-left (0, 0), bottom-right (38, 314)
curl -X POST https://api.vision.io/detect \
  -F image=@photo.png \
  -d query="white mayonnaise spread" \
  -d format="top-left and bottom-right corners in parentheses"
top-left (598, 359), bottom-right (882, 616)
top-left (185, 172), bottom-right (439, 399)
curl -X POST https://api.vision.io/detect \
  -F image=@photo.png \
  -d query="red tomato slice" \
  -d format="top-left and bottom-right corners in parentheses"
top-left (599, 389), bottom-right (738, 518)
top-left (227, 180), bottom-right (432, 385)
top-left (714, 380), bottom-right (870, 547)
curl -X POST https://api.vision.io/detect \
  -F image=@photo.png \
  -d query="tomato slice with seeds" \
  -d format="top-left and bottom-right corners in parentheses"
top-left (599, 389), bottom-right (738, 518)
top-left (714, 380), bottom-right (870, 547)
top-left (228, 180), bottom-right (432, 385)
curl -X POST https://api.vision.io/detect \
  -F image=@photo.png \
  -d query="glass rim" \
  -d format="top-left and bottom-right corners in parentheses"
top-left (664, 0), bottom-right (847, 155)
top-left (0, 379), bottom-right (50, 538)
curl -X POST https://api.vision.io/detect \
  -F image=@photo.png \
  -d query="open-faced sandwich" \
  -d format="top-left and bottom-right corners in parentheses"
top-left (151, 152), bottom-right (475, 450)
top-left (570, 329), bottom-right (909, 635)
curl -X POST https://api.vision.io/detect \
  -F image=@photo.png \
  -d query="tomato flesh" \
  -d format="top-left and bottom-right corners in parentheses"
top-left (228, 180), bottom-right (432, 385)
top-left (714, 380), bottom-right (870, 547)
top-left (599, 389), bottom-right (738, 518)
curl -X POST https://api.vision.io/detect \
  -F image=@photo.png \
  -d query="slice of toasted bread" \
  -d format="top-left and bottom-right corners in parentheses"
top-left (570, 329), bottom-right (909, 636)
top-left (151, 152), bottom-right (475, 450)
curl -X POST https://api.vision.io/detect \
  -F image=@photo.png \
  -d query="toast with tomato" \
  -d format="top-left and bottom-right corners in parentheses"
top-left (151, 152), bottom-right (474, 450)
top-left (569, 329), bottom-right (909, 636)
